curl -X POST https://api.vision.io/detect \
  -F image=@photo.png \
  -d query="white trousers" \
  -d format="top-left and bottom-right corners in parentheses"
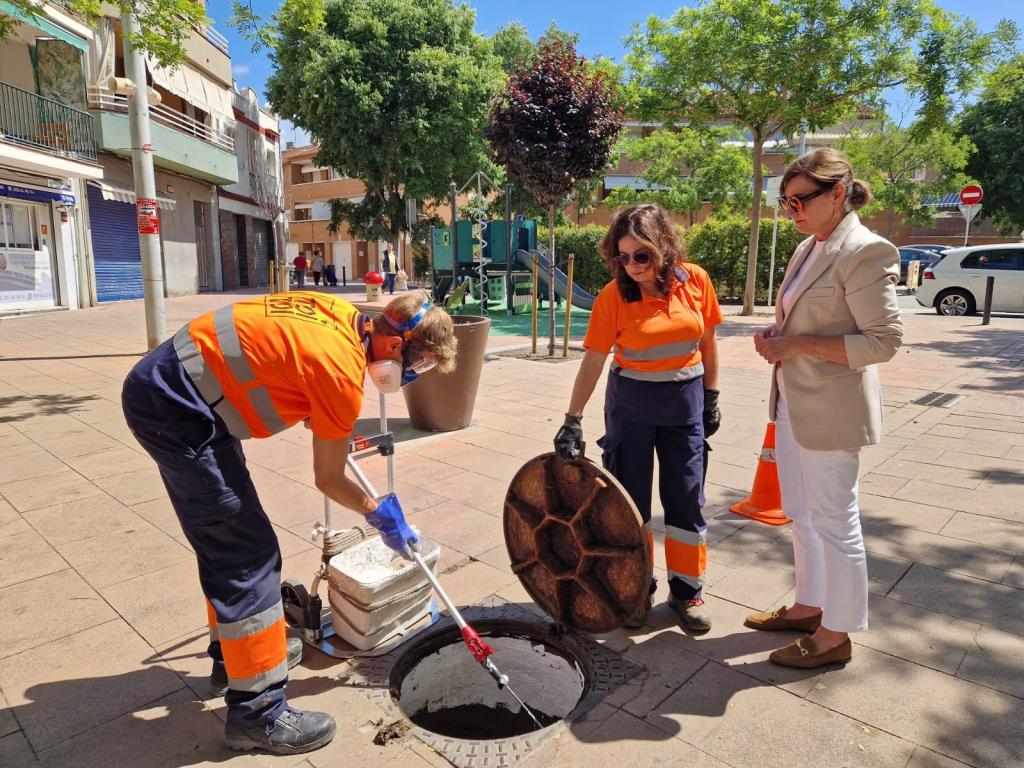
top-left (775, 377), bottom-right (868, 633)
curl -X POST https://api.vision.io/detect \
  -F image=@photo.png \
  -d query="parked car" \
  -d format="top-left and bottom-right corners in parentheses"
top-left (897, 247), bottom-right (943, 285)
top-left (915, 244), bottom-right (1024, 315)
top-left (904, 243), bottom-right (952, 257)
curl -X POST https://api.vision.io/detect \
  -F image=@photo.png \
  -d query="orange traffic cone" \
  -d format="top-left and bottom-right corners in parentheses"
top-left (729, 423), bottom-right (791, 526)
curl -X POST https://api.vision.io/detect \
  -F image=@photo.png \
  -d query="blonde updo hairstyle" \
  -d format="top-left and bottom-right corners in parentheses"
top-left (781, 147), bottom-right (872, 212)
top-left (379, 290), bottom-right (458, 374)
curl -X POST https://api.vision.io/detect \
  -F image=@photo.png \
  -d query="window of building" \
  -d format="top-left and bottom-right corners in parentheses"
top-left (293, 207), bottom-right (312, 221)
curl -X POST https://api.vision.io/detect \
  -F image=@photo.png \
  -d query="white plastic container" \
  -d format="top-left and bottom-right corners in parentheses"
top-left (326, 535), bottom-right (441, 650)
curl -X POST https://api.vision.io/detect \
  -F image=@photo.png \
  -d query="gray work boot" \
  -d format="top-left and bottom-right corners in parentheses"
top-left (669, 595), bottom-right (712, 634)
top-left (224, 708), bottom-right (337, 755)
top-left (210, 636), bottom-right (304, 698)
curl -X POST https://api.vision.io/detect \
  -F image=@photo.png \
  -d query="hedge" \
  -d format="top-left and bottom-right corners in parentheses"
top-left (684, 215), bottom-right (804, 302)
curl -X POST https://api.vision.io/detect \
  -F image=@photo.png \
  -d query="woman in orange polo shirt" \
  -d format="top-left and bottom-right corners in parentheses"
top-left (555, 204), bottom-right (723, 632)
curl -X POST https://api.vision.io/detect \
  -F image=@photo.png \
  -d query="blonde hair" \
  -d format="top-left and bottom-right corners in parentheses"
top-left (599, 204), bottom-right (684, 300)
top-left (381, 290), bottom-right (459, 373)
top-left (781, 147), bottom-right (872, 212)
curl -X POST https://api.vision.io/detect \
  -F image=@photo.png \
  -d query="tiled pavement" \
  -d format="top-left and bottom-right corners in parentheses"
top-left (1, 286), bottom-right (1022, 768)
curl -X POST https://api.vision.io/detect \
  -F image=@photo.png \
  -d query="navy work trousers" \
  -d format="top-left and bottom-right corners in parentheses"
top-left (121, 338), bottom-right (287, 729)
top-left (599, 371), bottom-right (707, 601)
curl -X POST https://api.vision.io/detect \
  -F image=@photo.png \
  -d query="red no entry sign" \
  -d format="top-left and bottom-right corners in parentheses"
top-left (960, 185), bottom-right (983, 205)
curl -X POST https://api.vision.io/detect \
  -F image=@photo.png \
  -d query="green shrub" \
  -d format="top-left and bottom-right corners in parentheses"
top-left (552, 225), bottom-right (610, 295)
top-left (684, 215), bottom-right (804, 301)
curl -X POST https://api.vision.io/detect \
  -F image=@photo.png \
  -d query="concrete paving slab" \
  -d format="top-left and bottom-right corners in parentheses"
top-left (91, 467), bottom-right (169, 507)
top-left (906, 747), bottom-right (974, 767)
top-left (859, 492), bottom-right (957, 534)
top-left (56, 521), bottom-right (192, 590)
top-left (22, 495), bottom-right (140, 547)
top-left (0, 449), bottom-right (67, 485)
top-left (602, 636), bottom-right (707, 718)
top-left (60, 446), bottom-right (154, 481)
top-left (33, 689), bottom-right (266, 768)
top-left (890, 564), bottom-right (1024, 637)
top-left (955, 625), bottom-right (1024, 699)
top-left (0, 688), bottom-right (18, 738)
top-left (0, 519), bottom-right (66, 591)
top-left (0, 620), bottom-right (184, 752)
top-left (867, 552), bottom-right (913, 596)
top-left (0, 470), bottom-right (104, 513)
top-left (1005, 556), bottom-right (1024, 589)
top-left (862, 522), bottom-right (1016, 583)
top-left (648, 661), bottom-right (914, 767)
top-left (809, 644), bottom-right (1024, 768)
top-left (857, 594), bottom-right (979, 674)
top-left (99, 559), bottom-right (206, 646)
top-left (0, 731), bottom-right (37, 768)
top-left (407, 500), bottom-right (506, 558)
top-left (940, 511), bottom-right (1024, 553)
top-left (894, 479), bottom-right (1024, 525)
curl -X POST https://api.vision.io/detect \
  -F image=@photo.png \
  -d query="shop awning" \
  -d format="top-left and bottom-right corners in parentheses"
top-left (0, 183), bottom-right (75, 205)
top-left (88, 181), bottom-right (176, 210)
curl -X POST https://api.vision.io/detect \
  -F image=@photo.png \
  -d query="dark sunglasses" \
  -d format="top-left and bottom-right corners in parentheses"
top-left (779, 180), bottom-right (839, 214)
top-left (614, 250), bottom-right (653, 266)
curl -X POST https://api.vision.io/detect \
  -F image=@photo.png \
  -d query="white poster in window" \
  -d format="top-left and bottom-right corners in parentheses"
top-left (0, 248), bottom-right (55, 305)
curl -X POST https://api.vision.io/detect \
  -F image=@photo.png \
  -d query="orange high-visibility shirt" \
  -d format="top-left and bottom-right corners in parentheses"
top-left (583, 264), bottom-right (723, 376)
top-left (185, 292), bottom-right (366, 440)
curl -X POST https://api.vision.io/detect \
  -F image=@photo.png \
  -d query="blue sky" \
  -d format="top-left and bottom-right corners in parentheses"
top-left (208, 0), bottom-right (1024, 145)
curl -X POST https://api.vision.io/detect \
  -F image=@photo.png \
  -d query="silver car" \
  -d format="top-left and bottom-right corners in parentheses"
top-left (915, 244), bottom-right (1024, 316)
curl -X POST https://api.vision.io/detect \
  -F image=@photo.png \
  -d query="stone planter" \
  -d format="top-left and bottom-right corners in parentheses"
top-left (402, 315), bottom-right (490, 432)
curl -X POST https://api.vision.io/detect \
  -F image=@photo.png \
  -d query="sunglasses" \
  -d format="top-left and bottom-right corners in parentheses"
top-left (614, 250), bottom-right (653, 266)
top-left (779, 180), bottom-right (838, 214)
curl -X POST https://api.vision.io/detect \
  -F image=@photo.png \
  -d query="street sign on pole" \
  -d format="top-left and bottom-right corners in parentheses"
top-left (959, 184), bottom-right (983, 206)
top-left (765, 177), bottom-right (782, 206)
top-left (959, 202), bottom-right (982, 246)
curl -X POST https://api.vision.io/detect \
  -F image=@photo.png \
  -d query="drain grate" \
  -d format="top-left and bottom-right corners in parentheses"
top-left (912, 391), bottom-right (965, 408)
top-left (342, 598), bottom-right (641, 767)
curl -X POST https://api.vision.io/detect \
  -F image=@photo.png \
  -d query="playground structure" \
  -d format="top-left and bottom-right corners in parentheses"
top-left (430, 221), bottom-right (597, 314)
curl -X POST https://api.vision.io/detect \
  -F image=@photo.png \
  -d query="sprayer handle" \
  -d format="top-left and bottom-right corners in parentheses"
top-left (461, 625), bottom-right (494, 663)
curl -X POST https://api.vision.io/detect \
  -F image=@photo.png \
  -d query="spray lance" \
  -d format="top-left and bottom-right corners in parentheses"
top-left (345, 454), bottom-right (544, 730)
top-left (407, 542), bottom-right (544, 730)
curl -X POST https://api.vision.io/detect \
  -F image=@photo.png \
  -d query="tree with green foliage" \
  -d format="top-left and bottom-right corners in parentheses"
top-left (628, 0), bottom-right (1017, 314)
top-left (249, 0), bottom-right (503, 260)
top-left (839, 121), bottom-right (975, 239)
top-left (486, 36), bottom-right (624, 353)
top-left (1, 0), bottom-right (205, 67)
top-left (605, 125), bottom-right (754, 224)
top-left (958, 54), bottom-right (1024, 234)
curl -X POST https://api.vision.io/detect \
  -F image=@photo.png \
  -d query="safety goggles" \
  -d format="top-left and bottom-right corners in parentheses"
top-left (613, 250), bottom-right (653, 266)
top-left (779, 181), bottom-right (838, 214)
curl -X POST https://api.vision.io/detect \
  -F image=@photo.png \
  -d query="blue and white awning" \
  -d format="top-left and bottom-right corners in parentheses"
top-left (922, 192), bottom-right (960, 208)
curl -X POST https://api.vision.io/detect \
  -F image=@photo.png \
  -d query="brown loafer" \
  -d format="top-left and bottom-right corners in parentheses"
top-left (744, 606), bottom-right (822, 633)
top-left (769, 637), bottom-right (852, 669)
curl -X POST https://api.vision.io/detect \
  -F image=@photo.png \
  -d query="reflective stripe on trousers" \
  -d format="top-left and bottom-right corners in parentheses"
top-left (173, 306), bottom-right (288, 439)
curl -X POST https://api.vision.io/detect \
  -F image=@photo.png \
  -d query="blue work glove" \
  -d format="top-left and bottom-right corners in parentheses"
top-left (365, 493), bottom-right (420, 559)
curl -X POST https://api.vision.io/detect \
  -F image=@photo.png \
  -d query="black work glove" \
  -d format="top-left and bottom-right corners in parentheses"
top-left (703, 389), bottom-right (722, 438)
top-left (554, 413), bottom-right (583, 461)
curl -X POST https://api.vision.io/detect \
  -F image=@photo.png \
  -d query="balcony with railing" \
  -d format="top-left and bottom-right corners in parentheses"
top-left (0, 80), bottom-right (98, 163)
top-left (88, 86), bottom-right (234, 152)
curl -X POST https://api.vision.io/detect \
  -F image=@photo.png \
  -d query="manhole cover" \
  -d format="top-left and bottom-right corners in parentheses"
top-left (912, 391), bottom-right (965, 408)
top-left (503, 454), bottom-right (652, 633)
top-left (344, 600), bottom-right (641, 767)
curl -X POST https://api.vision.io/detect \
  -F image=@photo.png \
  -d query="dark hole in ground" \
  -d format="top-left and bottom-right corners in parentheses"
top-left (410, 703), bottom-right (560, 740)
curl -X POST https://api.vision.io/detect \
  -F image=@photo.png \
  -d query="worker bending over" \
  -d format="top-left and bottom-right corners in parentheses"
top-left (121, 290), bottom-right (456, 755)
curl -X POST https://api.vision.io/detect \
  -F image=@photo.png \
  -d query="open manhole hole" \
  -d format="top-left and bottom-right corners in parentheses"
top-left (345, 601), bottom-right (641, 767)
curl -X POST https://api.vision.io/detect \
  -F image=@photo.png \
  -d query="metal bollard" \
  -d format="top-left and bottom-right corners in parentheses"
top-left (268, 260), bottom-right (276, 293)
top-left (982, 275), bottom-right (994, 325)
top-left (342, 265), bottom-right (347, 286)
top-left (278, 263), bottom-right (290, 292)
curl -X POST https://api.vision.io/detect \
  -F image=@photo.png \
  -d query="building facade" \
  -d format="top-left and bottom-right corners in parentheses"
top-left (83, 9), bottom-right (238, 302)
top-left (218, 86), bottom-right (282, 290)
top-left (0, 0), bottom-right (102, 313)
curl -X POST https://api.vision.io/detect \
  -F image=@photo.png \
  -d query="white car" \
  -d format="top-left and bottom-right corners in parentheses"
top-left (915, 244), bottom-right (1024, 316)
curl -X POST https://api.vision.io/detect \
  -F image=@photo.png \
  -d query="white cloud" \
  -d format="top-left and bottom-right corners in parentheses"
top-left (232, 63), bottom-right (251, 77)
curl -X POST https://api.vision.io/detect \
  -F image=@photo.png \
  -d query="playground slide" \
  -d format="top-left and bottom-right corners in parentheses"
top-left (516, 247), bottom-right (596, 311)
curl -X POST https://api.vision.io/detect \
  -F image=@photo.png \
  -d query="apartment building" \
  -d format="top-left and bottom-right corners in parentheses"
top-left (83, 7), bottom-right (238, 301)
top-left (0, 0), bottom-right (102, 313)
top-left (218, 86), bottom-right (282, 290)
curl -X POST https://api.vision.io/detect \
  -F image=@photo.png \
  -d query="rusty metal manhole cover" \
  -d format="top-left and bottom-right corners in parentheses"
top-left (503, 454), bottom-right (652, 633)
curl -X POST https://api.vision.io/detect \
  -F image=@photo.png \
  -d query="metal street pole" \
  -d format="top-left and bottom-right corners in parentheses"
top-left (121, 9), bottom-right (165, 349)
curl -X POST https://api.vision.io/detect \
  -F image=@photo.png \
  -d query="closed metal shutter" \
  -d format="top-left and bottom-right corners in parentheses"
top-left (87, 185), bottom-right (144, 302)
top-left (252, 219), bottom-right (273, 287)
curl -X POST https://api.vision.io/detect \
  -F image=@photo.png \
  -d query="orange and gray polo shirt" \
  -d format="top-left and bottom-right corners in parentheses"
top-left (584, 264), bottom-right (723, 379)
top-left (173, 292), bottom-right (367, 441)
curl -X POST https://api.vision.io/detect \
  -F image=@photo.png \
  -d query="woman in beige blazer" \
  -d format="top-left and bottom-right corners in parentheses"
top-left (745, 148), bottom-right (902, 669)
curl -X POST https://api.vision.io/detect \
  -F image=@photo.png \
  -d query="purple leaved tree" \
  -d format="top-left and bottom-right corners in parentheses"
top-left (486, 38), bottom-right (623, 355)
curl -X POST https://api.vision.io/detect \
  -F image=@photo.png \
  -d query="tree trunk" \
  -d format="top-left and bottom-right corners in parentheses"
top-left (547, 205), bottom-right (557, 356)
top-left (741, 132), bottom-right (765, 316)
top-left (887, 208), bottom-right (895, 240)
